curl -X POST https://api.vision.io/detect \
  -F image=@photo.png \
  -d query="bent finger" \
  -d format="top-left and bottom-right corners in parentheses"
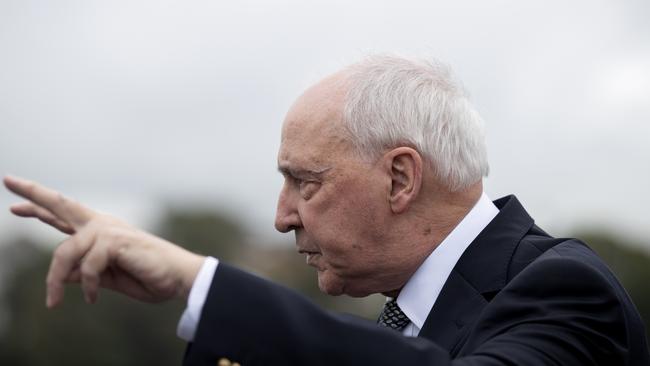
top-left (65, 266), bottom-right (158, 303)
top-left (10, 202), bottom-right (75, 234)
top-left (3, 175), bottom-right (93, 229)
top-left (79, 237), bottom-right (111, 304)
top-left (65, 266), bottom-right (81, 283)
top-left (46, 228), bottom-right (96, 308)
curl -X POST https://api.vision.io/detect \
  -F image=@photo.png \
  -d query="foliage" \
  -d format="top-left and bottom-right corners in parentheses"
top-left (0, 238), bottom-right (186, 366)
top-left (576, 230), bottom-right (650, 342)
top-left (0, 209), bottom-right (647, 364)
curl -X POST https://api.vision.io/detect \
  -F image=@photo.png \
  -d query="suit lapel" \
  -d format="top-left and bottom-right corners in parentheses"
top-left (418, 270), bottom-right (487, 352)
top-left (418, 195), bottom-right (535, 355)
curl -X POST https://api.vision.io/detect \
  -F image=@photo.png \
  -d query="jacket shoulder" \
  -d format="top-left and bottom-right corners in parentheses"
top-left (507, 228), bottom-right (590, 282)
top-left (484, 236), bottom-right (650, 364)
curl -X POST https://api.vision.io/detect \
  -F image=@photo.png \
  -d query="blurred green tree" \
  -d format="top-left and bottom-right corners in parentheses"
top-left (1, 209), bottom-right (647, 364)
top-left (0, 238), bottom-right (186, 366)
top-left (0, 207), bottom-right (249, 366)
top-left (576, 230), bottom-right (650, 343)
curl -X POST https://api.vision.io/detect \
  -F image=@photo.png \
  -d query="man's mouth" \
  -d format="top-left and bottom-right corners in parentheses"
top-left (298, 249), bottom-right (322, 266)
top-left (306, 252), bottom-right (322, 265)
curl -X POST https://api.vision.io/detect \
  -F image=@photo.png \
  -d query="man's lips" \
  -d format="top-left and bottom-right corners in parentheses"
top-left (298, 249), bottom-right (322, 266)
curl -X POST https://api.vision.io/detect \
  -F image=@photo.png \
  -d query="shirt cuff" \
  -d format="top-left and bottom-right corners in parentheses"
top-left (176, 256), bottom-right (219, 342)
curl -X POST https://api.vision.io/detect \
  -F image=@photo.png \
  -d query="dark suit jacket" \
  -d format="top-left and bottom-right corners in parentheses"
top-left (184, 196), bottom-right (650, 365)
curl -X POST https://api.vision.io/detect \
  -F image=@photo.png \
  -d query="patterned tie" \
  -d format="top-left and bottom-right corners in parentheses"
top-left (377, 298), bottom-right (411, 331)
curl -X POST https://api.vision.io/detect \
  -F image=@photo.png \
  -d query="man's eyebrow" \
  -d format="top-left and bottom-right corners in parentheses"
top-left (277, 166), bottom-right (331, 177)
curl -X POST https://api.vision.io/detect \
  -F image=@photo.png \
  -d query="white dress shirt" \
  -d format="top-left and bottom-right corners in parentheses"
top-left (177, 256), bottom-right (219, 341)
top-left (396, 192), bottom-right (498, 336)
top-left (177, 192), bottom-right (498, 341)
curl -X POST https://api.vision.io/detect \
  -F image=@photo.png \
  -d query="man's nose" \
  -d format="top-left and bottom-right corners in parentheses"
top-left (274, 187), bottom-right (302, 233)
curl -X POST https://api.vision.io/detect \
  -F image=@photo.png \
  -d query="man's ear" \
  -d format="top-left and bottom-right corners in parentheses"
top-left (382, 147), bottom-right (423, 214)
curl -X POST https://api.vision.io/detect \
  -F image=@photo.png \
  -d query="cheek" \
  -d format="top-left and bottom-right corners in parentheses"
top-left (299, 177), bottom-right (389, 257)
top-left (313, 204), bottom-right (388, 265)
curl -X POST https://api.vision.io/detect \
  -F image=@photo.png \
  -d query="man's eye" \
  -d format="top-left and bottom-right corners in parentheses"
top-left (299, 180), bottom-right (320, 199)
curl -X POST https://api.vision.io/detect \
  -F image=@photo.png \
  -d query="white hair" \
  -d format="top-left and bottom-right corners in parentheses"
top-left (342, 55), bottom-right (489, 192)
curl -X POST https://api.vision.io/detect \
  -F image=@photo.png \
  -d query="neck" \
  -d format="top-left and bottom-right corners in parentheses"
top-left (380, 181), bottom-right (483, 298)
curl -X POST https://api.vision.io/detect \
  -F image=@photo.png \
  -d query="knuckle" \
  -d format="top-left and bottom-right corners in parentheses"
top-left (53, 244), bottom-right (72, 261)
top-left (80, 264), bottom-right (97, 282)
top-left (95, 228), bottom-right (113, 243)
top-left (106, 227), bottom-right (127, 243)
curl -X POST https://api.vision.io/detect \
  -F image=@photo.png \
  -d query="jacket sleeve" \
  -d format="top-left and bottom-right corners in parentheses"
top-left (184, 256), bottom-right (645, 366)
top-left (183, 263), bottom-right (450, 366)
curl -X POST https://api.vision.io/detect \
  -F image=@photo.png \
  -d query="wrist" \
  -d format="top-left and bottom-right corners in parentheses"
top-left (176, 252), bottom-right (207, 301)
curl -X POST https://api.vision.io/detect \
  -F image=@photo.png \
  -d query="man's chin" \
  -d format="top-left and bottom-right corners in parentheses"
top-left (317, 274), bottom-right (377, 298)
top-left (317, 272), bottom-right (345, 296)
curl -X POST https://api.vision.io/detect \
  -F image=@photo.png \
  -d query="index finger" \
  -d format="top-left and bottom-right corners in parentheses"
top-left (3, 175), bottom-right (93, 228)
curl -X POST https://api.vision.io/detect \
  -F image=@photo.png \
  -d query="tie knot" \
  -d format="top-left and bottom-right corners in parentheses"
top-left (378, 299), bottom-right (411, 331)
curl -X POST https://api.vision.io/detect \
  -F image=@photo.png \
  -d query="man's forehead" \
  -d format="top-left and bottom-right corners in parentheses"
top-left (277, 139), bottom-right (332, 171)
top-left (277, 71), bottom-right (354, 173)
top-left (281, 71), bottom-right (349, 137)
top-left (276, 121), bottom-right (354, 178)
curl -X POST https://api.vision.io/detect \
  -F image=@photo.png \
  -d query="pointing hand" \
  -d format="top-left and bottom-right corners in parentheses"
top-left (3, 175), bottom-right (205, 307)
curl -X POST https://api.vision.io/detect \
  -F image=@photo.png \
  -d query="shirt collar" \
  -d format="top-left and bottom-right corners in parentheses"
top-left (395, 192), bottom-right (499, 330)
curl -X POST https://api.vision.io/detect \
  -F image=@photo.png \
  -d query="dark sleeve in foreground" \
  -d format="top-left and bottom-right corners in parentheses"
top-left (184, 255), bottom-right (649, 366)
top-left (183, 263), bottom-right (450, 365)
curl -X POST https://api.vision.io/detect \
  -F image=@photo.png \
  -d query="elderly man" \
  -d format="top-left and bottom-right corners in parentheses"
top-left (4, 55), bottom-right (649, 365)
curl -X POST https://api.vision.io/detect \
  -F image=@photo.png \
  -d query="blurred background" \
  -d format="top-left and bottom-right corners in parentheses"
top-left (1, 0), bottom-right (649, 364)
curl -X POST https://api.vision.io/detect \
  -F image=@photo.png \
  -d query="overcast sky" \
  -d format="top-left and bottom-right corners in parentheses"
top-left (1, 0), bottom-right (649, 250)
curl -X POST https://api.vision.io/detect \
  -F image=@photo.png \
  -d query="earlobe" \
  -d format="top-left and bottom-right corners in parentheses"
top-left (385, 147), bottom-right (423, 214)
